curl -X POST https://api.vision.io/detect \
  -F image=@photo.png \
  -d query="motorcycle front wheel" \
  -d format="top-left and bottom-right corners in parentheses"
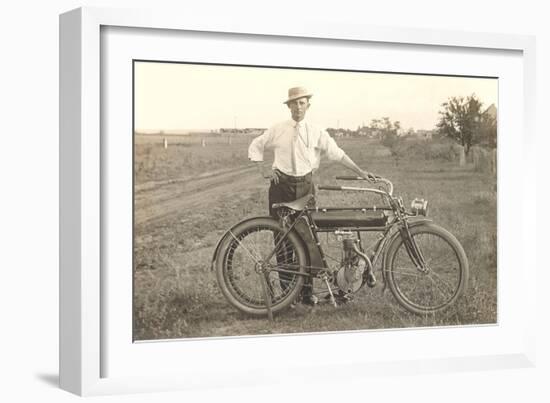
top-left (215, 217), bottom-right (308, 316)
top-left (385, 223), bottom-right (469, 315)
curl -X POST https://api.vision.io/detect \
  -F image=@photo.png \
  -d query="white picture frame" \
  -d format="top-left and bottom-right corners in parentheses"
top-left (59, 6), bottom-right (537, 396)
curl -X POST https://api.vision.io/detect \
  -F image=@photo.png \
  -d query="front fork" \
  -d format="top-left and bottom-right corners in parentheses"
top-left (399, 221), bottom-right (428, 272)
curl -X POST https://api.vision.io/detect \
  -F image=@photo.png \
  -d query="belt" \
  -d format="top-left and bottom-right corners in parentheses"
top-left (275, 169), bottom-right (312, 183)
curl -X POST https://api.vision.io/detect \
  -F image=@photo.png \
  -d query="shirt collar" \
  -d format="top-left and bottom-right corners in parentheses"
top-left (292, 119), bottom-right (307, 129)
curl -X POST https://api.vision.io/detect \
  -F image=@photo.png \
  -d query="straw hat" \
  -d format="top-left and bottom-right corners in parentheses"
top-left (283, 86), bottom-right (313, 104)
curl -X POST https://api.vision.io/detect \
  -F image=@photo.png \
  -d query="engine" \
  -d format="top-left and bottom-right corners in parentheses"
top-left (335, 237), bottom-right (376, 294)
top-left (336, 252), bottom-right (366, 293)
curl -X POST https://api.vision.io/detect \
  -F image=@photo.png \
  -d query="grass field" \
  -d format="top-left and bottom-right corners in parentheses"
top-left (133, 134), bottom-right (497, 340)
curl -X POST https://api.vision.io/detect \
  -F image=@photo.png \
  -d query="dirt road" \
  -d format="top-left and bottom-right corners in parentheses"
top-left (134, 164), bottom-right (261, 227)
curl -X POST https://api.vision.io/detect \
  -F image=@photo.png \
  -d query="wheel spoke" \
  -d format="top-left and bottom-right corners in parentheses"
top-left (427, 274), bottom-right (452, 301)
top-left (220, 221), bottom-right (305, 312)
top-left (391, 267), bottom-right (426, 277)
top-left (429, 270), bottom-right (457, 297)
top-left (229, 230), bottom-right (261, 263)
top-left (388, 227), bottom-right (466, 313)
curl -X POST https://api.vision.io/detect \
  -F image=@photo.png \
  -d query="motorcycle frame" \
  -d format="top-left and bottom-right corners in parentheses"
top-left (213, 181), bottom-right (432, 290)
top-left (260, 204), bottom-right (431, 285)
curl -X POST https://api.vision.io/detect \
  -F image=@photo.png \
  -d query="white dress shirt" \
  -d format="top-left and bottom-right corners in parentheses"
top-left (248, 119), bottom-right (346, 176)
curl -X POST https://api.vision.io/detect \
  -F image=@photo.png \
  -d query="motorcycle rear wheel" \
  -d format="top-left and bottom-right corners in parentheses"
top-left (216, 217), bottom-right (307, 316)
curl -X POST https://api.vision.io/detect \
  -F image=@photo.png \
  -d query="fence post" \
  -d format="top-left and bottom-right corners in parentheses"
top-left (472, 147), bottom-right (479, 171)
top-left (163, 137), bottom-right (168, 149)
top-left (459, 146), bottom-right (466, 166)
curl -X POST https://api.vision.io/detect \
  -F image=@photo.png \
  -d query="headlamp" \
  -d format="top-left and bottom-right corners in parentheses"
top-left (411, 198), bottom-right (428, 216)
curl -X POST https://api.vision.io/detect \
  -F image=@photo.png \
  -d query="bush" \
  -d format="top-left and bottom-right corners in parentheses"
top-left (398, 139), bottom-right (459, 161)
top-left (471, 145), bottom-right (497, 173)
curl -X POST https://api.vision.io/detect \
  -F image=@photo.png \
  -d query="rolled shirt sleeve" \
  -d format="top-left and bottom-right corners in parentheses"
top-left (248, 129), bottom-right (271, 162)
top-left (318, 129), bottom-right (346, 161)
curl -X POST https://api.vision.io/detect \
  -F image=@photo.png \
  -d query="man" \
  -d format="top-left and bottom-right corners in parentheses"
top-left (248, 86), bottom-right (374, 305)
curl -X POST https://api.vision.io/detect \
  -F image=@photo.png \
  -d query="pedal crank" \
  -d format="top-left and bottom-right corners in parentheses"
top-left (321, 274), bottom-right (338, 307)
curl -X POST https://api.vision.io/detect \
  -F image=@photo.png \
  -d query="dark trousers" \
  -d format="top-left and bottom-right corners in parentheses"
top-left (268, 171), bottom-right (314, 299)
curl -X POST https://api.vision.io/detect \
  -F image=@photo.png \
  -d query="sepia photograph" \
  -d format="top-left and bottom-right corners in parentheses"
top-left (133, 61), bottom-right (498, 341)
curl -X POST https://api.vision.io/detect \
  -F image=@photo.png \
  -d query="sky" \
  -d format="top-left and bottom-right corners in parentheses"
top-left (134, 61), bottom-right (498, 132)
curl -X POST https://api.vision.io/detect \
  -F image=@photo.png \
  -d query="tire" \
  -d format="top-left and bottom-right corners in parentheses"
top-left (215, 217), bottom-right (307, 316)
top-left (385, 223), bottom-right (469, 315)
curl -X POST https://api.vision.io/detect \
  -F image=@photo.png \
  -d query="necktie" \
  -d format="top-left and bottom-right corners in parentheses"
top-left (291, 123), bottom-right (299, 175)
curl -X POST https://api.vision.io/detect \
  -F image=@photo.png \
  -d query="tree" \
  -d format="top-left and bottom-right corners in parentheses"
top-left (369, 117), bottom-right (403, 166)
top-left (436, 94), bottom-right (483, 155)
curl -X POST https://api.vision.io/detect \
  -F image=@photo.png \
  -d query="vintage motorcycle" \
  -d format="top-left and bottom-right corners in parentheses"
top-left (212, 175), bottom-right (468, 319)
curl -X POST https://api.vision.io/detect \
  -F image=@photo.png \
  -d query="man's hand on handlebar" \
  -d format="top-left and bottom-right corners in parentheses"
top-left (360, 170), bottom-right (378, 182)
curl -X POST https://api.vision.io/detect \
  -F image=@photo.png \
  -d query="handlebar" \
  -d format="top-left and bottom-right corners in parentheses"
top-left (335, 176), bottom-right (368, 181)
top-left (329, 175), bottom-right (394, 196)
top-left (334, 175), bottom-right (381, 181)
top-left (317, 185), bottom-right (344, 191)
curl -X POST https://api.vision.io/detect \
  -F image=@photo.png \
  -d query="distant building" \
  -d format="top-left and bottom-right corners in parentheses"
top-left (353, 126), bottom-right (379, 138)
top-left (404, 129), bottom-right (433, 140)
top-left (483, 104), bottom-right (497, 120)
top-left (480, 104), bottom-right (497, 148)
top-left (416, 129), bottom-right (434, 140)
top-left (219, 128), bottom-right (266, 135)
